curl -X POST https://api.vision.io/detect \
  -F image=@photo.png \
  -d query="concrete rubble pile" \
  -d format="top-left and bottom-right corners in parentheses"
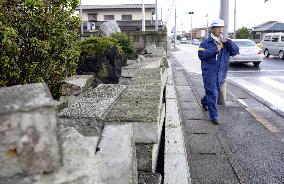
top-left (0, 45), bottom-right (169, 184)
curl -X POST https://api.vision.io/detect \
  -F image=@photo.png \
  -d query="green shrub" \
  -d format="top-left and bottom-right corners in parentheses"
top-left (0, 0), bottom-right (80, 99)
top-left (110, 32), bottom-right (136, 59)
top-left (80, 36), bottom-right (123, 58)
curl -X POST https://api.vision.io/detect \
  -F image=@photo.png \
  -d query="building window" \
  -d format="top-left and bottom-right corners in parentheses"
top-left (264, 36), bottom-right (271, 41)
top-left (88, 14), bottom-right (97, 21)
top-left (253, 34), bottom-right (260, 39)
top-left (271, 36), bottom-right (279, 42)
top-left (122, 15), bottom-right (132, 20)
top-left (104, 15), bottom-right (114, 20)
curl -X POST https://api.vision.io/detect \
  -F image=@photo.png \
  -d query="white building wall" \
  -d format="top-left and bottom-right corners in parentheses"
top-left (81, 9), bottom-right (153, 22)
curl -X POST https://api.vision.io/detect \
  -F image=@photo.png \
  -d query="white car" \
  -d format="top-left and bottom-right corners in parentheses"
top-left (230, 39), bottom-right (263, 66)
top-left (180, 38), bottom-right (188, 44)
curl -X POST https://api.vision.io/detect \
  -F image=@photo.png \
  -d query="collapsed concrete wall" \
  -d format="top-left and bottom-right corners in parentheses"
top-left (127, 31), bottom-right (168, 53)
top-left (0, 84), bottom-right (61, 180)
top-left (0, 45), bottom-right (169, 184)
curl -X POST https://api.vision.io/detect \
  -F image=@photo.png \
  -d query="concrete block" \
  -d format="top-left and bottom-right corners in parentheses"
top-left (58, 118), bottom-right (103, 137)
top-left (145, 44), bottom-right (157, 54)
top-left (166, 84), bottom-right (176, 99)
top-left (58, 84), bottom-right (127, 119)
top-left (37, 126), bottom-right (98, 184)
top-left (121, 64), bottom-right (142, 78)
top-left (102, 98), bottom-right (160, 123)
top-left (54, 100), bottom-right (68, 112)
top-left (127, 60), bottom-right (139, 65)
top-left (61, 75), bottom-right (94, 96)
top-left (0, 83), bottom-right (61, 177)
top-left (133, 122), bottom-right (159, 144)
top-left (119, 77), bottom-right (132, 85)
top-left (136, 144), bottom-right (153, 172)
top-left (138, 172), bottom-right (162, 184)
top-left (94, 124), bottom-right (137, 184)
top-left (120, 85), bottom-right (162, 99)
top-left (59, 127), bottom-right (98, 170)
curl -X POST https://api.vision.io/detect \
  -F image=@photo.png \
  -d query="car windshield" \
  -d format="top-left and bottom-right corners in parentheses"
top-left (234, 40), bottom-right (256, 47)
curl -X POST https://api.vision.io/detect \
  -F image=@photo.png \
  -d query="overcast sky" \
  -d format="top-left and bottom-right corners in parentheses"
top-left (81, 0), bottom-right (284, 33)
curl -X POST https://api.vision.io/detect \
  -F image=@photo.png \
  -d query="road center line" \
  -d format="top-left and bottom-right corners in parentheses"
top-left (246, 108), bottom-right (280, 133)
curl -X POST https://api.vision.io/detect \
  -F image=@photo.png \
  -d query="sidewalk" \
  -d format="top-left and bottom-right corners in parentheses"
top-left (171, 56), bottom-right (284, 184)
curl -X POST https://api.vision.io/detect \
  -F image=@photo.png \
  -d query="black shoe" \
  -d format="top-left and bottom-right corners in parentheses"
top-left (211, 120), bottom-right (219, 125)
top-left (201, 100), bottom-right (208, 111)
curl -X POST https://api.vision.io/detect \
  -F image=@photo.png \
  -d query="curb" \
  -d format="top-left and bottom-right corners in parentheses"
top-left (164, 59), bottom-right (191, 184)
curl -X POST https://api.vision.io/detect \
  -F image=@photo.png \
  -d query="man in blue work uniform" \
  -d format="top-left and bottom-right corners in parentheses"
top-left (198, 19), bottom-right (239, 124)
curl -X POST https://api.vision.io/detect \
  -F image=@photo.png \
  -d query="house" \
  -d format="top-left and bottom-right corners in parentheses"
top-left (77, 4), bottom-right (162, 33)
top-left (251, 21), bottom-right (284, 43)
top-left (184, 28), bottom-right (207, 40)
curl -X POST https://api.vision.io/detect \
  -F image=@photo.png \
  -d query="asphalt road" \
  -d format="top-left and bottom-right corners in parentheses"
top-left (172, 44), bottom-right (284, 183)
top-left (173, 44), bottom-right (284, 113)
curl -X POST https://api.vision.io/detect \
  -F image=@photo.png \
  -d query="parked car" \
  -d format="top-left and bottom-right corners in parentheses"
top-left (192, 39), bottom-right (201, 45)
top-left (262, 32), bottom-right (284, 59)
top-left (180, 37), bottom-right (187, 44)
top-left (230, 39), bottom-right (263, 66)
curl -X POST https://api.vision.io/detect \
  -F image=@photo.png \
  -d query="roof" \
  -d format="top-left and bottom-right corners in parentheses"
top-left (77, 4), bottom-right (156, 10)
top-left (253, 21), bottom-right (277, 29)
top-left (252, 22), bottom-right (284, 32)
top-left (191, 28), bottom-right (205, 32)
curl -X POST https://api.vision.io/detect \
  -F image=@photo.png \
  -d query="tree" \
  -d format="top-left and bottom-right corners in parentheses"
top-left (0, 0), bottom-right (80, 99)
top-left (177, 35), bottom-right (182, 40)
top-left (236, 27), bottom-right (251, 39)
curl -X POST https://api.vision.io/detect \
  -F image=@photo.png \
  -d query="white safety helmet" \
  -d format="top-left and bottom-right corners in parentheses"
top-left (210, 19), bottom-right (224, 28)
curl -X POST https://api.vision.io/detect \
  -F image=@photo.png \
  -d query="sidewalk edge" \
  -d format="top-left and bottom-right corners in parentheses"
top-left (164, 59), bottom-right (191, 184)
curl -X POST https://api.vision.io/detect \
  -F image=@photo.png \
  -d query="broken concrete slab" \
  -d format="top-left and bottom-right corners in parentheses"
top-left (121, 63), bottom-right (142, 78)
top-left (0, 83), bottom-right (61, 177)
top-left (61, 75), bottom-right (94, 96)
top-left (102, 98), bottom-right (160, 123)
top-left (58, 84), bottom-right (127, 119)
top-left (94, 124), bottom-right (137, 184)
top-left (120, 85), bottom-right (162, 99)
top-left (59, 127), bottom-right (98, 170)
top-left (58, 118), bottom-right (103, 137)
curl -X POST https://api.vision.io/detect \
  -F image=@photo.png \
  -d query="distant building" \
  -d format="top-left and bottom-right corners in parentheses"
top-left (76, 4), bottom-right (162, 33)
top-left (251, 21), bottom-right (284, 42)
top-left (184, 28), bottom-right (207, 40)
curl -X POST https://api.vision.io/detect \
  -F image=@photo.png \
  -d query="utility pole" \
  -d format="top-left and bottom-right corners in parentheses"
top-left (155, 0), bottom-right (158, 31)
top-left (80, 0), bottom-right (83, 35)
top-left (233, 0), bottom-right (237, 39)
top-left (191, 15), bottom-right (193, 41)
top-left (186, 12), bottom-right (194, 42)
top-left (174, 2), bottom-right (177, 50)
top-left (218, 0), bottom-right (229, 105)
top-left (206, 14), bottom-right (209, 38)
top-left (142, 0), bottom-right (145, 31)
top-left (181, 23), bottom-right (183, 37)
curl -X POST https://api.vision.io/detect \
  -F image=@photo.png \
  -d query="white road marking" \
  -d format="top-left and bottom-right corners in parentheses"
top-left (228, 70), bottom-right (284, 73)
top-left (228, 76), bottom-right (284, 79)
top-left (231, 78), bottom-right (284, 109)
top-left (237, 99), bottom-right (248, 107)
top-left (259, 78), bottom-right (284, 91)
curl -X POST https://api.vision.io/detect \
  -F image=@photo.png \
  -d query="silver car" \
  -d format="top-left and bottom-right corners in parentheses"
top-left (230, 39), bottom-right (263, 66)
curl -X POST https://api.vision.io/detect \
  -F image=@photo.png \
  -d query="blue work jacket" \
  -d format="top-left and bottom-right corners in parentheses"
top-left (198, 37), bottom-right (239, 84)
